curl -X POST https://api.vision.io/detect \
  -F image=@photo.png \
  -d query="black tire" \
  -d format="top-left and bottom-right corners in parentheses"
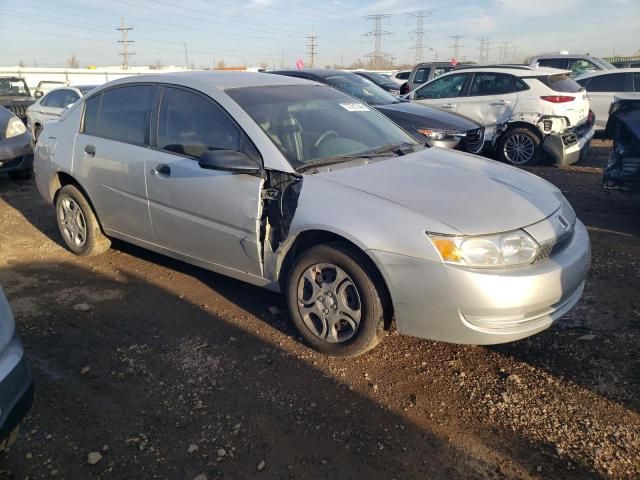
top-left (8, 168), bottom-right (32, 181)
top-left (55, 184), bottom-right (111, 256)
top-left (497, 127), bottom-right (542, 166)
top-left (286, 242), bottom-right (386, 357)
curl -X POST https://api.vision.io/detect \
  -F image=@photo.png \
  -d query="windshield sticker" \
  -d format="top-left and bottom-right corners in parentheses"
top-left (339, 103), bottom-right (370, 112)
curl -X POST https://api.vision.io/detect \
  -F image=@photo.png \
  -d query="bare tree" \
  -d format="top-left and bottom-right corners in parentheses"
top-left (259, 61), bottom-right (269, 70)
top-left (190, 62), bottom-right (196, 70)
top-left (18, 60), bottom-right (26, 68)
top-left (216, 60), bottom-right (226, 69)
top-left (67, 54), bottom-right (80, 68)
top-left (152, 59), bottom-right (164, 70)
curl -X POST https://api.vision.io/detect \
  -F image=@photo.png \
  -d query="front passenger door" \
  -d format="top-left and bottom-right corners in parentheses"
top-left (411, 73), bottom-right (469, 112)
top-left (146, 86), bottom-right (264, 277)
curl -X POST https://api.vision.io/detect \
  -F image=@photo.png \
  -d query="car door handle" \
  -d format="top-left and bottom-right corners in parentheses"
top-left (490, 100), bottom-right (511, 105)
top-left (84, 144), bottom-right (96, 156)
top-left (441, 103), bottom-right (456, 109)
top-left (152, 164), bottom-right (171, 177)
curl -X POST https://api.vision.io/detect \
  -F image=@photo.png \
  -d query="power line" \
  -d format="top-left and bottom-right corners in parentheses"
top-left (117, 17), bottom-right (135, 69)
top-left (364, 14), bottom-right (392, 69)
top-left (408, 10), bottom-right (432, 64)
top-left (307, 30), bottom-right (318, 67)
top-left (449, 35), bottom-right (463, 60)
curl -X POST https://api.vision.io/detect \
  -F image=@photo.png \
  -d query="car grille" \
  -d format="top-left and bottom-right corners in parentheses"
top-left (464, 127), bottom-right (485, 154)
top-left (533, 224), bottom-right (575, 263)
top-left (9, 104), bottom-right (29, 123)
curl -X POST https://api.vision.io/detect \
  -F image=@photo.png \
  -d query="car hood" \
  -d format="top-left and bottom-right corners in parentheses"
top-left (376, 102), bottom-right (479, 132)
top-left (315, 148), bottom-right (562, 236)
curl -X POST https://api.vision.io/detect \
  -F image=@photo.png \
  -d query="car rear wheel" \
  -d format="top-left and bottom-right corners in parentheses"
top-left (55, 184), bottom-right (111, 256)
top-left (498, 127), bottom-right (541, 166)
top-left (286, 243), bottom-right (386, 357)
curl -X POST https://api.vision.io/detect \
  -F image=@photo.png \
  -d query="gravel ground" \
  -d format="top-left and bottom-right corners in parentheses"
top-left (0, 139), bottom-right (638, 479)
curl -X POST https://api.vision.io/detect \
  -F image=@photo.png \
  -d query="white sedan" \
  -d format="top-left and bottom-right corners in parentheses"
top-left (27, 85), bottom-right (96, 139)
top-left (576, 68), bottom-right (640, 130)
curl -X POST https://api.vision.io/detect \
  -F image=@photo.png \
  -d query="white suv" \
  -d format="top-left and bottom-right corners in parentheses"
top-left (408, 66), bottom-right (595, 166)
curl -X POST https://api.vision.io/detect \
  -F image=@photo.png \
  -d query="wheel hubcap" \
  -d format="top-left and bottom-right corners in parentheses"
top-left (58, 198), bottom-right (87, 248)
top-left (504, 134), bottom-right (535, 165)
top-left (296, 263), bottom-right (362, 343)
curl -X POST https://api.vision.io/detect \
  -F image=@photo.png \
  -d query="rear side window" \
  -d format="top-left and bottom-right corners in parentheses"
top-left (413, 68), bottom-right (431, 84)
top-left (469, 73), bottom-right (516, 96)
top-left (157, 86), bottom-right (253, 160)
top-left (396, 71), bottom-right (410, 80)
top-left (537, 74), bottom-right (582, 93)
top-left (83, 95), bottom-right (100, 134)
top-left (536, 58), bottom-right (566, 69)
top-left (584, 73), bottom-right (627, 92)
top-left (83, 85), bottom-right (153, 145)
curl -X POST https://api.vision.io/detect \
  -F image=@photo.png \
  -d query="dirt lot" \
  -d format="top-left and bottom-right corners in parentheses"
top-left (0, 139), bottom-right (639, 480)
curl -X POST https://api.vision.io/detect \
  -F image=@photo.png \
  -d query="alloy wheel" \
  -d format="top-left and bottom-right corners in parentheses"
top-left (58, 197), bottom-right (87, 248)
top-left (503, 133), bottom-right (535, 165)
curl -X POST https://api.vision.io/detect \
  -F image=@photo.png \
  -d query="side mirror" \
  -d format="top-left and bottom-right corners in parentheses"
top-left (34, 91), bottom-right (43, 99)
top-left (198, 150), bottom-right (261, 174)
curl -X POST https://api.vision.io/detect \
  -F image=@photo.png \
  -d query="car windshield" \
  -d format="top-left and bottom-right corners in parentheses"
top-left (361, 72), bottom-right (397, 87)
top-left (0, 78), bottom-right (30, 97)
top-left (593, 57), bottom-right (616, 69)
top-left (323, 74), bottom-right (398, 106)
top-left (227, 84), bottom-right (420, 170)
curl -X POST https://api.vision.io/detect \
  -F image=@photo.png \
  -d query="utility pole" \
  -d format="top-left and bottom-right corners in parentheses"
top-left (117, 17), bottom-right (135, 69)
top-left (449, 35), bottom-right (463, 60)
top-left (184, 42), bottom-right (189, 70)
top-left (280, 50), bottom-right (285, 69)
top-left (307, 30), bottom-right (317, 68)
top-left (364, 14), bottom-right (392, 69)
top-left (499, 41), bottom-right (510, 63)
top-left (408, 10), bottom-right (432, 64)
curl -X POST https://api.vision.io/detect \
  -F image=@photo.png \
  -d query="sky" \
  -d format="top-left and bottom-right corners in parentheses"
top-left (0, 0), bottom-right (638, 68)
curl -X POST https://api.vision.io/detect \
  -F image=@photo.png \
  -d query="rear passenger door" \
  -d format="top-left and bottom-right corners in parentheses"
top-left (581, 73), bottom-right (630, 128)
top-left (455, 73), bottom-right (520, 128)
top-left (145, 85), bottom-right (264, 276)
top-left (411, 73), bottom-right (469, 112)
top-left (74, 85), bottom-right (155, 241)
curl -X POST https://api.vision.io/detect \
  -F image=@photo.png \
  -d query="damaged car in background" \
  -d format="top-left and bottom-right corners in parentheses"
top-left (602, 93), bottom-right (640, 193)
top-left (34, 72), bottom-right (590, 357)
top-left (0, 77), bottom-right (35, 125)
top-left (407, 65), bottom-right (594, 166)
top-left (0, 106), bottom-right (33, 180)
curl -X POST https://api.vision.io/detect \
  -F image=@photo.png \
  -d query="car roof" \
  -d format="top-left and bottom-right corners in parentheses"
top-left (530, 54), bottom-right (593, 59)
top-left (91, 70), bottom-right (315, 94)
top-left (270, 69), bottom-right (353, 79)
top-left (575, 67), bottom-right (640, 80)
top-left (437, 66), bottom-right (571, 77)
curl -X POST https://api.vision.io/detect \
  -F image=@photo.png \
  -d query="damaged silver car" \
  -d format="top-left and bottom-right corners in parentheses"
top-left (34, 72), bottom-right (591, 357)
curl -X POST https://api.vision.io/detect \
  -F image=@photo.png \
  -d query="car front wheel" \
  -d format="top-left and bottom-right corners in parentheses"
top-left (497, 127), bottom-right (541, 166)
top-left (286, 243), bottom-right (386, 357)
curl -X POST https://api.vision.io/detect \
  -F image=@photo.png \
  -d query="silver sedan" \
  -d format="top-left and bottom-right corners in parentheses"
top-left (34, 72), bottom-right (590, 357)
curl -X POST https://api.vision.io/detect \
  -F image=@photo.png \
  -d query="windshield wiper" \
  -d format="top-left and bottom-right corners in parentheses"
top-left (296, 142), bottom-right (417, 172)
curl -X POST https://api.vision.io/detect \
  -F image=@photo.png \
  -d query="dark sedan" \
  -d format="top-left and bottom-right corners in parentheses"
top-left (269, 69), bottom-right (485, 154)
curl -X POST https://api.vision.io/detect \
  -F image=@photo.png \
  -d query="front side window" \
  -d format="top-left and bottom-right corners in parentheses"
top-left (0, 78), bottom-right (30, 97)
top-left (323, 74), bottom-right (396, 106)
top-left (156, 86), bottom-right (245, 159)
top-left (585, 73), bottom-right (627, 92)
top-left (414, 73), bottom-right (468, 99)
top-left (41, 90), bottom-right (66, 108)
top-left (227, 85), bottom-right (418, 169)
top-left (396, 71), bottom-right (410, 80)
top-left (469, 73), bottom-right (515, 96)
top-left (568, 59), bottom-right (599, 76)
top-left (83, 85), bottom-right (153, 145)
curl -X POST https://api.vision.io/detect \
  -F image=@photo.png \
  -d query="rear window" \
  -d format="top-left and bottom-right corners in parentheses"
top-left (537, 74), bottom-right (582, 93)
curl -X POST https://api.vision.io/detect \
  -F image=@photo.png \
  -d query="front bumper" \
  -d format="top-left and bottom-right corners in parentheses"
top-left (543, 122), bottom-right (595, 168)
top-left (369, 219), bottom-right (591, 345)
top-left (0, 336), bottom-right (34, 442)
top-left (0, 131), bottom-right (33, 172)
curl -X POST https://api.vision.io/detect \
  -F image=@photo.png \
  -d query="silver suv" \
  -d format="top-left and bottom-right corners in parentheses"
top-left (529, 54), bottom-right (617, 77)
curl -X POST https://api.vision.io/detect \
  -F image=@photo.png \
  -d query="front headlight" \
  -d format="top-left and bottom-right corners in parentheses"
top-left (5, 116), bottom-right (27, 139)
top-left (417, 128), bottom-right (462, 141)
top-left (427, 230), bottom-right (540, 268)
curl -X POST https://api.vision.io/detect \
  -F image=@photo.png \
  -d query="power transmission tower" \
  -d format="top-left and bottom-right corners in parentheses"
top-left (364, 14), bottom-right (392, 69)
top-left (117, 17), bottom-right (135, 69)
top-left (408, 10), bottom-right (432, 64)
top-left (307, 30), bottom-right (317, 68)
top-left (498, 41), bottom-right (510, 63)
top-left (477, 37), bottom-right (491, 64)
top-left (449, 35), bottom-right (463, 60)
top-left (280, 50), bottom-right (285, 69)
